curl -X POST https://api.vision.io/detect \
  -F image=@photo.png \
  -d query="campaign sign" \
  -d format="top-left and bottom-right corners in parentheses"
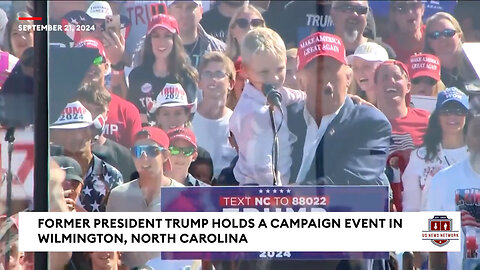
top-left (161, 186), bottom-right (389, 260)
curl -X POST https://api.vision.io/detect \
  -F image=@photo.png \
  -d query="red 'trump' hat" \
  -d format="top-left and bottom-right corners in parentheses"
top-left (408, 53), bottom-right (441, 81)
top-left (147, 14), bottom-right (179, 35)
top-left (297, 32), bottom-right (347, 70)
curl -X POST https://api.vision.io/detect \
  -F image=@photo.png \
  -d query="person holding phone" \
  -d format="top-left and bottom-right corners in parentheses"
top-left (76, 38), bottom-right (142, 148)
top-left (127, 14), bottom-right (198, 124)
top-left (81, 1), bottom-right (130, 99)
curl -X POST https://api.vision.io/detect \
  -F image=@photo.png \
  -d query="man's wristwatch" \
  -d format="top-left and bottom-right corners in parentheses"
top-left (111, 62), bottom-right (125, 71)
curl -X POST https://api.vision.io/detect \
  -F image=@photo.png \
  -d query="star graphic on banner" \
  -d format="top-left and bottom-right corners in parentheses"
top-left (259, 189), bottom-right (263, 194)
top-left (266, 189), bottom-right (270, 194)
top-left (286, 189), bottom-right (291, 194)
top-left (91, 201), bottom-right (100, 212)
top-left (70, 18), bottom-right (78, 24)
top-left (79, 16), bottom-right (85, 21)
top-left (279, 189), bottom-right (284, 194)
top-left (83, 186), bottom-right (92, 196)
top-left (273, 189), bottom-right (277, 194)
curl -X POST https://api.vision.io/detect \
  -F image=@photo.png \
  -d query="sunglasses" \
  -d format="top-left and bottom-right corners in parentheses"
top-left (392, 2), bottom-right (422, 14)
top-left (427, 29), bottom-right (456, 40)
top-left (333, 4), bottom-right (369, 15)
top-left (93, 55), bottom-right (106, 65)
top-left (234, 18), bottom-right (264, 29)
top-left (131, 145), bottom-right (165, 158)
top-left (438, 107), bottom-right (468, 116)
top-left (201, 70), bottom-right (228, 80)
top-left (169, 146), bottom-right (196, 157)
top-left (412, 77), bottom-right (437, 86)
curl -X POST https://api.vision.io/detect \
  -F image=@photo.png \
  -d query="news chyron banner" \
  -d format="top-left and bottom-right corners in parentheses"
top-left (19, 212), bottom-right (461, 253)
top-left (160, 186), bottom-right (389, 260)
top-left (18, 186), bottom-right (462, 254)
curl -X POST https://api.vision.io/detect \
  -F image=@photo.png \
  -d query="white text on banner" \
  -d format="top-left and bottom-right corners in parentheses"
top-left (18, 211), bottom-right (461, 252)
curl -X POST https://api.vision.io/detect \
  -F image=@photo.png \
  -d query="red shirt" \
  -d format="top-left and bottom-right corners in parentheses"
top-left (385, 25), bottom-right (426, 65)
top-left (104, 94), bottom-right (142, 148)
top-left (388, 108), bottom-right (430, 212)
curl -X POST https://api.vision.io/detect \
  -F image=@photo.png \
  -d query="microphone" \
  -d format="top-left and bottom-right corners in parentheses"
top-left (263, 84), bottom-right (282, 108)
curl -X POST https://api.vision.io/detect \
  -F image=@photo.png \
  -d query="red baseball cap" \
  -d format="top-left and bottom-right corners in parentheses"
top-left (408, 53), bottom-right (441, 81)
top-left (147, 14), bottom-right (179, 35)
top-left (375, 60), bottom-right (410, 81)
top-left (135, 127), bottom-right (170, 149)
top-left (297, 32), bottom-right (347, 70)
top-left (167, 127), bottom-right (197, 149)
top-left (74, 38), bottom-right (106, 58)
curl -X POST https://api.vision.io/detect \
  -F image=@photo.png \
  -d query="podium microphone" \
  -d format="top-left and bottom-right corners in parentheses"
top-left (263, 84), bottom-right (282, 109)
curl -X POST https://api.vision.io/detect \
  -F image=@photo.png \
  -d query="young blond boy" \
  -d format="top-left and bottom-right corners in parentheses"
top-left (229, 28), bottom-right (305, 185)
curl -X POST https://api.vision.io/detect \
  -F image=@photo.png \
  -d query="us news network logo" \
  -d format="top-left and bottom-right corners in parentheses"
top-left (422, 215), bottom-right (460, 247)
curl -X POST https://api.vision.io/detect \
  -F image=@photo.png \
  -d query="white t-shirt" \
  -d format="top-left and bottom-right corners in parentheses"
top-left (192, 109), bottom-right (237, 178)
top-left (402, 145), bottom-right (468, 212)
top-left (425, 158), bottom-right (480, 270)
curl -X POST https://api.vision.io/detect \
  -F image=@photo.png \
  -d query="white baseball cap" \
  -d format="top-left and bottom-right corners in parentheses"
top-left (86, 1), bottom-right (113, 20)
top-left (148, 83), bottom-right (195, 114)
top-left (167, 0), bottom-right (202, 6)
top-left (50, 101), bottom-right (94, 129)
top-left (347, 42), bottom-right (388, 64)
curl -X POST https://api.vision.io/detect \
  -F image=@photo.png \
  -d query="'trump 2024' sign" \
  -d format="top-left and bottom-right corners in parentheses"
top-left (161, 186), bottom-right (389, 260)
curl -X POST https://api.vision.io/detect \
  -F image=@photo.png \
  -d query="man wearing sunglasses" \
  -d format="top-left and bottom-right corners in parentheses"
top-left (165, 127), bottom-right (208, 186)
top-left (168, 0), bottom-right (225, 67)
top-left (385, 1), bottom-right (425, 64)
top-left (106, 126), bottom-right (182, 267)
top-left (330, 1), bottom-right (395, 58)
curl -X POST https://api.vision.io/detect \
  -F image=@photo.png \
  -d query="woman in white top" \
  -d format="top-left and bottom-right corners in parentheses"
top-left (402, 87), bottom-right (470, 211)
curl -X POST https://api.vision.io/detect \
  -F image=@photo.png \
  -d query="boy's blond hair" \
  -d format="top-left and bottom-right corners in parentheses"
top-left (240, 28), bottom-right (286, 65)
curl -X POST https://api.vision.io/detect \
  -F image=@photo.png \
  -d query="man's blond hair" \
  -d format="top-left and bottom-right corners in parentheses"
top-left (240, 28), bottom-right (286, 65)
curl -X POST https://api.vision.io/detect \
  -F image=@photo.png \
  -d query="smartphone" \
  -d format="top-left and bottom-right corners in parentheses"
top-left (105, 14), bottom-right (121, 36)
